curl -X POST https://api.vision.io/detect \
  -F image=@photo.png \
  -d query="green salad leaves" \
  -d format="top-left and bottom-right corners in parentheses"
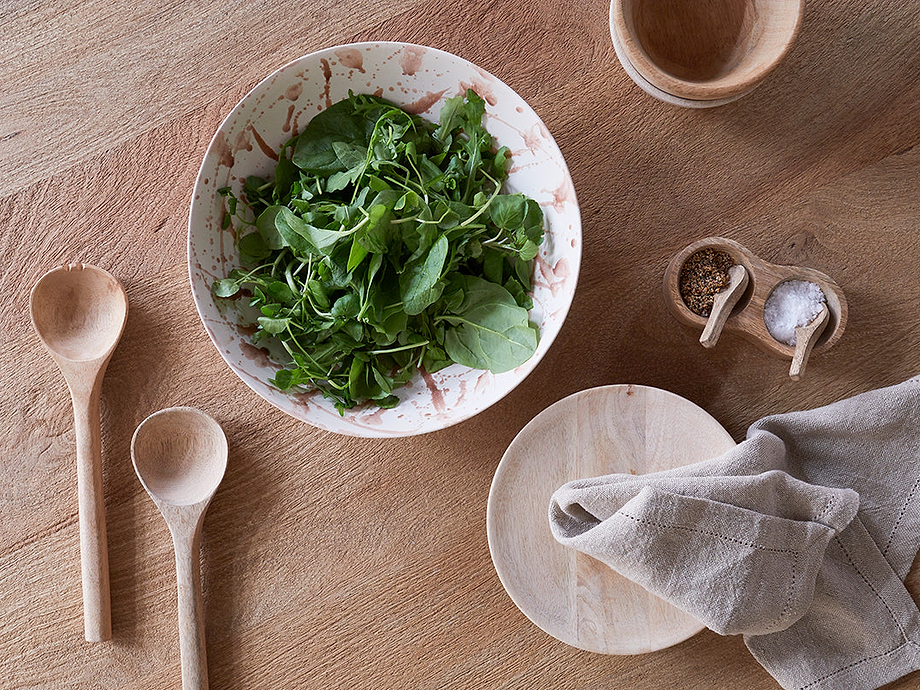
top-left (212, 89), bottom-right (544, 412)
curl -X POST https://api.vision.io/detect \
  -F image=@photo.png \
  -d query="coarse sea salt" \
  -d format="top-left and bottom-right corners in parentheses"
top-left (763, 280), bottom-right (826, 346)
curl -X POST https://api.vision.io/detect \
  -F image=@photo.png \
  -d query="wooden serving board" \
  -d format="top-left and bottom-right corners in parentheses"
top-left (487, 384), bottom-right (737, 655)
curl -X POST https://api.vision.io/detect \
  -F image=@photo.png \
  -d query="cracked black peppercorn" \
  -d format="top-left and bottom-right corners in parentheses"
top-left (679, 248), bottom-right (734, 316)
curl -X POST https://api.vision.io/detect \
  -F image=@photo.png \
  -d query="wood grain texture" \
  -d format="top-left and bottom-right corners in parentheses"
top-left (488, 385), bottom-right (737, 654)
top-left (132, 407), bottom-right (229, 690)
top-left (2, 0), bottom-right (920, 688)
top-left (612, 0), bottom-right (803, 100)
top-left (29, 263), bottom-right (129, 642)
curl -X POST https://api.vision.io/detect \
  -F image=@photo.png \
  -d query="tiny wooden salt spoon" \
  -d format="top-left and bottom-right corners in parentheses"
top-left (700, 265), bottom-right (749, 349)
top-left (132, 407), bottom-right (228, 690)
top-left (29, 263), bottom-right (128, 642)
top-left (789, 303), bottom-right (830, 381)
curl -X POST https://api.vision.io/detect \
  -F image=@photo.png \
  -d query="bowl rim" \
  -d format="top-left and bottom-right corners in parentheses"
top-left (609, 0), bottom-right (804, 101)
top-left (187, 41), bottom-right (582, 437)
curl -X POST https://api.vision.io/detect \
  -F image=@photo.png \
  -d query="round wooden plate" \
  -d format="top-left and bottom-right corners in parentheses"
top-left (487, 384), bottom-right (737, 654)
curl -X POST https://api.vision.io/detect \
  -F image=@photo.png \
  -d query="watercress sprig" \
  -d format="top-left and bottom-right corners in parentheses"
top-left (213, 89), bottom-right (545, 412)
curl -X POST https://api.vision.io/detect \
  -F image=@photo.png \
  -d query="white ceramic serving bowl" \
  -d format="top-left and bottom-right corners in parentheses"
top-left (188, 42), bottom-right (581, 437)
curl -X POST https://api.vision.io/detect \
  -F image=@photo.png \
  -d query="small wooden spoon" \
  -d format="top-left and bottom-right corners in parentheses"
top-left (789, 304), bottom-right (830, 381)
top-left (30, 263), bottom-right (128, 642)
top-left (132, 407), bottom-right (228, 690)
top-left (700, 264), bottom-right (749, 349)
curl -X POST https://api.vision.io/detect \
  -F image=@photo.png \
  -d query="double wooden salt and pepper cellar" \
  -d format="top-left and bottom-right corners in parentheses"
top-left (664, 237), bottom-right (848, 380)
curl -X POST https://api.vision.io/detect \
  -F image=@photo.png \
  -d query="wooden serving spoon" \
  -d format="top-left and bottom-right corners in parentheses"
top-left (789, 303), bottom-right (830, 381)
top-left (29, 263), bottom-right (128, 642)
top-left (132, 407), bottom-right (228, 690)
top-left (700, 264), bottom-right (749, 348)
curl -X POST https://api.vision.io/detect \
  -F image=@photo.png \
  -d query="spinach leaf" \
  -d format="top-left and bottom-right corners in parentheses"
top-left (400, 234), bottom-right (448, 315)
top-left (441, 276), bottom-right (538, 374)
top-left (292, 99), bottom-right (368, 174)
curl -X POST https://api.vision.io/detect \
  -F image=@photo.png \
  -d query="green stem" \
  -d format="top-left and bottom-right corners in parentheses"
top-left (369, 340), bottom-right (430, 355)
top-left (458, 173), bottom-right (501, 228)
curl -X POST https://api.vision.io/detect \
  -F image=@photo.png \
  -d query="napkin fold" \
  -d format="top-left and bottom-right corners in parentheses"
top-left (549, 377), bottom-right (920, 690)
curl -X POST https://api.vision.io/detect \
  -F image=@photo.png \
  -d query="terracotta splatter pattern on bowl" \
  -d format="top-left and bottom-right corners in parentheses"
top-left (188, 42), bottom-right (581, 437)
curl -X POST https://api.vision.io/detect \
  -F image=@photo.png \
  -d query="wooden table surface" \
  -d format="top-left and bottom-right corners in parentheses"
top-left (3, 1), bottom-right (920, 688)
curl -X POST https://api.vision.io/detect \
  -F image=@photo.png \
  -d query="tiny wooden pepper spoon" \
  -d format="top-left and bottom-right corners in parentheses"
top-left (132, 407), bottom-right (227, 690)
top-left (30, 263), bottom-right (128, 642)
top-left (700, 264), bottom-right (749, 349)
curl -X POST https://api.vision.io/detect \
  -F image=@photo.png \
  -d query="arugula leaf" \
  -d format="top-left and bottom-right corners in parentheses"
top-left (433, 95), bottom-right (465, 145)
top-left (256, 206), bottom-right (285, 250)
top-left (238, 232), bottom-right (270, 261)
top-left (276, 206), bottom-right (353, 255)
top-left (489, 195), bottom-right (528, 229)
top-left (258, 316), bottom-right (290, 334)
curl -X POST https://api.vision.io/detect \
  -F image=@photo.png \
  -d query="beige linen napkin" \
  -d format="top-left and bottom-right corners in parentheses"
top-left (549, 377), bottom-right (920, 690)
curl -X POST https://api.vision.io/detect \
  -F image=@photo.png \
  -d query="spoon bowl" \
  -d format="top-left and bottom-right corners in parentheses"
top-left (132, 407), bottom-right (227, 690)
top-left (31, 263), bottom-right (128, 363)
top-left (29, 262), bottom-right (128, 642)
top-left (132, 407), bottom-right (228, 507)
top-left (789, 304), bottom-right (830, 382)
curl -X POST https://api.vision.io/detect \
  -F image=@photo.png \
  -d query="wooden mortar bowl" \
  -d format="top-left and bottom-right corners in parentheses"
top-left (610, 0), bottom-right (803, 102)
top-left (663, 237), bottom-right (848, 359)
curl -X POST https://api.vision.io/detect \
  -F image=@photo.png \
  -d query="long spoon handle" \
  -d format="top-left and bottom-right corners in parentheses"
top-left (71, 384), bottom-right (112, 642)
top-left (172, 526), bottom-right (209, 690)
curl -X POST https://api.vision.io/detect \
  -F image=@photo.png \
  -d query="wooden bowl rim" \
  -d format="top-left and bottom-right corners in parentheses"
top-left (610, 0), bottom-right (804, 101)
